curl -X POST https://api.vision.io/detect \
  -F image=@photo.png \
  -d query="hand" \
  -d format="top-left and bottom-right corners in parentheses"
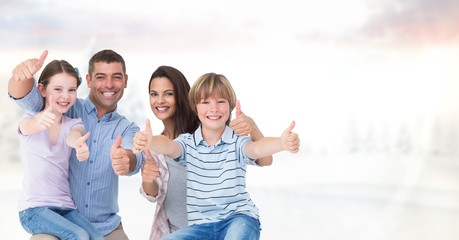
top-left (133, 119), bottom-right (153, 154)
top-left (141, 150), bottom-right (160, 183)
top-left (34, 95), bottom-right (57, 131)
top-left (110, 136), bottom-right (131, 175)
top-left (75, 132), bottom-right (91, 161)
top-left (12, 50), bottom-right (48, 82)
top-left (281, 121), bottom-right (300, 153)
top-left (229, 100), bottom-right (253, 136)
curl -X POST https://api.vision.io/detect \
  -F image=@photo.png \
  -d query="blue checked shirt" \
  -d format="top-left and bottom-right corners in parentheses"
top-left (12, 86), bottom-right (142, 236)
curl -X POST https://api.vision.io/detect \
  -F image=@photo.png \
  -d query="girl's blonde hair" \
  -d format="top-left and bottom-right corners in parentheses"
top-left (189, 72), bottom-right (237, 125)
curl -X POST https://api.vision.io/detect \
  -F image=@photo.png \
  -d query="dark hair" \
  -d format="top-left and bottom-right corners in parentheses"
top-left (88, 49), bottom-right (126, 75)
top-left (149, 66), bottom-right (199, 138)
top-left (38, 60), bottom-right (81, 110)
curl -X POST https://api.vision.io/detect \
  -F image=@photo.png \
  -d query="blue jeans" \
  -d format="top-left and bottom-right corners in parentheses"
top-left (19, 206), bottom-right (104, 240)
top-left (161, 214), bottom-right (260, 240)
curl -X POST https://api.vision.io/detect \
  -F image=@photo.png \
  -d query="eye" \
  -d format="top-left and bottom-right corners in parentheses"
top-left (54, 88), bottom-right (62, 92)
top-left (149, 92), bottom-right (158, 97)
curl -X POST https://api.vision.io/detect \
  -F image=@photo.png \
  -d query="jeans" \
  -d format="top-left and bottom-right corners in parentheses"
top-left (19, 206), bottom-right (104, 240)
top-left (161, 214), bottom-right (260, 240)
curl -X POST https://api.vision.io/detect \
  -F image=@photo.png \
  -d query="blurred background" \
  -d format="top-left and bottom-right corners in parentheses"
top-left (1, 0), bottom-right (459, 239)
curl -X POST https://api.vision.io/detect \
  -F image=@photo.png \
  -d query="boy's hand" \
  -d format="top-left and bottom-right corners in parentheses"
top-left (133, 119), bottom-right (153, 154)
top-left (281, 121), bottom-right (300, 153)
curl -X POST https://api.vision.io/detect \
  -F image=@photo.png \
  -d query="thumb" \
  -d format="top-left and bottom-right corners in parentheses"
top-left (81, 132), bottom-right (91, 142)
top-left (235, 100), bottom-right (242, 117)
top-left (145, 118), bottom-right (152, 134)
top-left (284, 121), bottom-right (296, 134)
top-left (37, 50), bottom-right (48, 69)
top-left (111, 135), bottom-right (122, 153)
top-left (46, 95), bottom-right (56, 113)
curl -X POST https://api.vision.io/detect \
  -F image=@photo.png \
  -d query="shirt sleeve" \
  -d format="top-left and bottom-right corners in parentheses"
top-left (9, 84), bottom-right (43, 112)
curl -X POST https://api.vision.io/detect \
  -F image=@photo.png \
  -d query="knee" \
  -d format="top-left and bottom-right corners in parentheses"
top-left (30, 234), bottom-right (59, 240)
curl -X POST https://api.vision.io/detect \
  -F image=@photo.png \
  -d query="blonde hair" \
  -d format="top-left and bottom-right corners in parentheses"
top-left (189, 72), bottom-right (237, 125)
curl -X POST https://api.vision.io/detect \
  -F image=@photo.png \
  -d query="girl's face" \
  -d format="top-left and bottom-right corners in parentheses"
top-left (39, 73), bottom-right (78, 114)
top-left (196, 94), bottom-right (230, 131)
top-left (149, 77), bottom-right (176, 121)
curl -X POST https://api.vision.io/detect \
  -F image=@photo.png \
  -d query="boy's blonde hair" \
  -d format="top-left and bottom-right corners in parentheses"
top-left (189, 72), bottom-right (237, 125)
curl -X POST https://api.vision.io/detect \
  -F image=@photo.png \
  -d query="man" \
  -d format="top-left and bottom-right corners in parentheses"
top-left (9, 49), bottom-right (142, 239)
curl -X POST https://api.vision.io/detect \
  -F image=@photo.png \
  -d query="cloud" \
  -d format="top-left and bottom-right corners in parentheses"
top-left (358, 0), bottom-right (459, 47)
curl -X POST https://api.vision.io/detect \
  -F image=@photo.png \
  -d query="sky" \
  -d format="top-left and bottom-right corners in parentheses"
top-left (1, 0), bottom-right (459, 154)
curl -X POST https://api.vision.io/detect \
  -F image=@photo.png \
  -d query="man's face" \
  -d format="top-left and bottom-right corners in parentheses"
top-left (86, 61), bottom-right (128, 117)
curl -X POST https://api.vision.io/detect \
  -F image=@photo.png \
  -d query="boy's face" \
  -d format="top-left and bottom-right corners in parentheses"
top-left (196, 94), bottom-right (230, 131)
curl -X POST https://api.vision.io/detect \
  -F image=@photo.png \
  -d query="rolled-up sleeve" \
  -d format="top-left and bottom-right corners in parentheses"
top-left (9, 85), bottom-right (43, 112)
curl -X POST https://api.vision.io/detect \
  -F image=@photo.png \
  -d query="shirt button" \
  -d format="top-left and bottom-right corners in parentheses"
top-left (85, 204), bottom-right (88, 208)
top-left (87, 182), bottom-right (90, 186)
top-left (90, 160), bottom-right (93, 163)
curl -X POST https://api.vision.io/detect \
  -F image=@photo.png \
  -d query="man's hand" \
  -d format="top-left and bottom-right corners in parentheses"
top-left (12, 50), bottom-right (48, 82)
top-left (110, 136), bottom-right (132, 175)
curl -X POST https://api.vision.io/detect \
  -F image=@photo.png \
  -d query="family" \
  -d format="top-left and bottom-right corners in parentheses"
top-left (8, 49), bottom-right (300, 240)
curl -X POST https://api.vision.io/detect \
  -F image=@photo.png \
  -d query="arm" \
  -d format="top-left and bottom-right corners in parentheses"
top-left (229, 100), bottom-right (273, 166)
top-left (8, 50), bottom-right (48, 99)
top-left (244, 121), bottom-right (300, 159)
top-left (19, 102), bottom-right (57, 135)
top-left (66, 127), bottom-right (91, 161)
top-left (133, 119), bottom-right (182, 159)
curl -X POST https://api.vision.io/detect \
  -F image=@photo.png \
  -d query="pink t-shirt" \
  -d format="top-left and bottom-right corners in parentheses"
top-left (18, 111), bottom-right (84, 211)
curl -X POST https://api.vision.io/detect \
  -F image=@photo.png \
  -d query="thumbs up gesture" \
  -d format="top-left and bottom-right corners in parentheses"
top-left (133, 119), bottom-right (153, 154)
top-left (110, 135), bottom-right (131, 175)
top-left (34, 95), bottom-right (57, 131)
top-left (75, 132), bottom-right (91, 161)
top-left (11, 50), bottom-right (48, 82)
top-left (280, 121), bottom-right (300, 153)
top-left (229, 100), bottom-right (253, 136)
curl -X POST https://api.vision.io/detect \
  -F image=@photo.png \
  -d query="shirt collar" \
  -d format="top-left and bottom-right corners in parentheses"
top-left (194, 125), bottom-right (236, 147)
top-left (83, 97), bottom-right (116, 120)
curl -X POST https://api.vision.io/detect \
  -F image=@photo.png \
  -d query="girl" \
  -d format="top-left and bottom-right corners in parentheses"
top-left (13, 55), bottom-right (103, 240)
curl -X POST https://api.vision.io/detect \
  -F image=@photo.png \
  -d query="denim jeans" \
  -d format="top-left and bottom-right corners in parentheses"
top-left (19, 206), bottom-right (104, 240)
top-left (161, 214), bottom-right (261, 240)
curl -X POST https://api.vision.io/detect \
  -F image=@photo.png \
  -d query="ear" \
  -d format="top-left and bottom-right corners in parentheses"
top-left (85, 74), bottom-right (91, 88)
top-left (38, 83), bottom-right (46, 98)
top-left (124, 74), bottom-right (128, 88)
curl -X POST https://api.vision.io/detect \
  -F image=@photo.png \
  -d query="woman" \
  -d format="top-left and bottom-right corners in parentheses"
top-left (139, 66), bottom-right (272, 240)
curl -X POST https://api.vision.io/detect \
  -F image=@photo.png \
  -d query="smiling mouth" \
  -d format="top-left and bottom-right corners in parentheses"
top-left (102, 91), bottom-right (116, 97)
top-left (156, 106), bottom-right (169, 112)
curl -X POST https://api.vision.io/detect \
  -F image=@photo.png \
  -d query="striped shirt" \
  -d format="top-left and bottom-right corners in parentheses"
top-left (12, 86), bottom-right (142, 236)
top-left (175, 125), bottom-right (260, 226)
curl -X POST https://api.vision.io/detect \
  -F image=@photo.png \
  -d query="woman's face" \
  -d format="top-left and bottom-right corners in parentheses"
top-left (149, 76), bottom-right (176, 121)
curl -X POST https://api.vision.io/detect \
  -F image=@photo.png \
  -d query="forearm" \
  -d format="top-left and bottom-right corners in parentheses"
top-left (19, 118), bottom-right (42, 136)
top-left (149, 135), bottom-right (181, 158)
top-left (250, 122), bottom-right (273, 166)
top-left (8, 76), bottom-right (35, 99)
top-left (246, 137), bottom-right (282, 159)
